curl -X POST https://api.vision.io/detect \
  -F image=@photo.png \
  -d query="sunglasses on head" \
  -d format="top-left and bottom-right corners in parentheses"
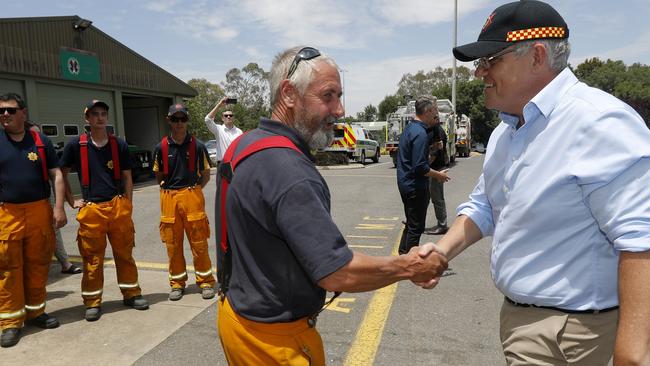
top-left (170, 116), bottom-right (188, 123)
top-left (0, 107), bottom-right (19, 115)
top-left (286, 47), bottom-right (321, 79)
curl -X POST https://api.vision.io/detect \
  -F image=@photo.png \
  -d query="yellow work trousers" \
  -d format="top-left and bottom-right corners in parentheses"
top-left (217, 297), bottom-right (325, 366)
top-left (159, 187), bottom-right (215, 289)
top-left (0, 199), bottom-right (55, 329)
top-left (76, 195), bottom-right (141, 308)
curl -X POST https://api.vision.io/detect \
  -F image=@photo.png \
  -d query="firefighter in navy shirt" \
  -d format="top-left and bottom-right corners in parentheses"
top-left (0, 93), bottom-right (67, 348)
top-left (60, 100), bottom-right (149, 322)
top-left (153, 104), bottom-right (215, 301)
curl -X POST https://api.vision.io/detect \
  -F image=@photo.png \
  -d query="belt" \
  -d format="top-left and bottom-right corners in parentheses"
top-left (505, 297), bottom-right (618, 315)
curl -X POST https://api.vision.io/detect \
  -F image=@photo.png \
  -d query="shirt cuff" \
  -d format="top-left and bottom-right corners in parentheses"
top-left (457, 205), bottom-right (494, 237)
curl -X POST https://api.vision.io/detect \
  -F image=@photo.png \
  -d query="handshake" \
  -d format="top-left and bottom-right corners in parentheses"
top-left (402, 243), bottom-right (448, 289)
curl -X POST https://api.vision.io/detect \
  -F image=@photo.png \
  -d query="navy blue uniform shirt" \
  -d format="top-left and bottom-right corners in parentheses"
top-left (0, 129), bottom-right (58, 203)
top-left (217, 118), bottom-right (353, 323)
top-left (152, 134), bottom-right (210, 189)
top-left (396, 120), bottom-right (430, 193)
top-left (60, 134), bottom-right (132, 202)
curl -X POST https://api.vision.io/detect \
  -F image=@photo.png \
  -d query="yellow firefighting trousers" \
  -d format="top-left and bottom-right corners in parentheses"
top-left (0, 199), bottom-right (55, 329)
top-left (76, 195), bottom-right (141, 308)
top-left (217, 297), bottom-right (325, 366)
top-left (159, 187), bottom-right (215, 289)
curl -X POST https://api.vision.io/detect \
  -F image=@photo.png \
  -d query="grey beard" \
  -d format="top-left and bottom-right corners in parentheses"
top-left (294, 116), bottom-right (336, 150)
top-left (309, 128), bottom-right (334, 150)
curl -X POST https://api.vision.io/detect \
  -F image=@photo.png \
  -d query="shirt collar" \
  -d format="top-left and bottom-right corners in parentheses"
top-left (529, 67), bottom-right (578, 119)
top-left (258, 118), bottom-right (314, 161)
top-left (167, 133), bottom-right (192, 146)
top-left (412, 119), bottom-right (428, 129)
top-left (499, 68), bottom-right (578, 128)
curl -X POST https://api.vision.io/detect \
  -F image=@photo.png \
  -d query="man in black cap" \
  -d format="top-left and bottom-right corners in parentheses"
top-left (60, 100), bottom-right (149, 322)
top-left (153, 104), bottom-right (216, 301)
top-left (417, 1), bottom-right (650, 364)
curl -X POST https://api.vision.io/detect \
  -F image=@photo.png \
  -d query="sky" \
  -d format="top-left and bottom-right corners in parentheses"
top-left (5, 0), bottom-right (650, 117)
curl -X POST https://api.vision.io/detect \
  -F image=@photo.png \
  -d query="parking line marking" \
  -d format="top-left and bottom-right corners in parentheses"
top-left (362, 216), bottom-right (399, 221)
top-left (355, 224), bottom-right (394, 230)
top-left (344, 233), bottom-right (400, 366)
top-left (348, 245), bottom-right (384, 249)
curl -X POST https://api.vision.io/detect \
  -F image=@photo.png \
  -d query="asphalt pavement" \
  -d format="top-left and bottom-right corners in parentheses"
top-left (3, 153), bottom-right (509, 365)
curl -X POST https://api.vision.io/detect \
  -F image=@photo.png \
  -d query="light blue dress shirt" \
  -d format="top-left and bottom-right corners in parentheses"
top-left (458, 68), bottom-right (650, 310)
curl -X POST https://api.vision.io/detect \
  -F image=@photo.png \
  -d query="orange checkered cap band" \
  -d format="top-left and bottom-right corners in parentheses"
top-left (506, 27), bottom-right (566, 42)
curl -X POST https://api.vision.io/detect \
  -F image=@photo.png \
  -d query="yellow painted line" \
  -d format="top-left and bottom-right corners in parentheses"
top-left (355, 224), bottom-right (394, 230)
top-left (347, 235), bottom-right (387, 239)
top-left (61, 255), bottom-right (217, 273)
top-left (344, 233), bottom-right (400, 366)
top-left (348, 245), bottom-right (384, 249)
top-left (363, 216), bottom-right (399, 221)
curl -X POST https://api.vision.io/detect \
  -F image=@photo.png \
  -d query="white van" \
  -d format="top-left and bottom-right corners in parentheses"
top-left (350, 124), bottom-right (380, 164)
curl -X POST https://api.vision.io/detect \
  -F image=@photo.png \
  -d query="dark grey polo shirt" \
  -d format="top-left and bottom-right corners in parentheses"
top-left (218, 118), bottom-right (353, 323)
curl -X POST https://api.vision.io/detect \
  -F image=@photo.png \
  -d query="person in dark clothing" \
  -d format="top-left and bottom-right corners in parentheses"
top-left (425, 115), bottom-right (450, 235)
top-left (396, 96), bottom-right (451, 254)
top-left (216, 47), bottom-right (448, 365)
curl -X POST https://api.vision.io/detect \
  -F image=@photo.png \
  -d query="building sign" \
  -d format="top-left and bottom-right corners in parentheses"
top-left (59, 48), bottom-right (100, 83)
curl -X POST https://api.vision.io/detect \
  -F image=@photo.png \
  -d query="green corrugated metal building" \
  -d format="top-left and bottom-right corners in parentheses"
top-left (0, 15), bottom-right (197, 156)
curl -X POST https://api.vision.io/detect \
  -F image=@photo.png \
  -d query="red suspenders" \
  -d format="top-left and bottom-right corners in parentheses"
top-left (29, 130), bottom-right (48, 182)
top-left (218, 134), bottom-right (300, 253)
top-left (215, 133), bottom-right (342, 320)
top-left (79, 133), bottom-right (121, 189)
top-left (161, 135), bottom-right (196, 176)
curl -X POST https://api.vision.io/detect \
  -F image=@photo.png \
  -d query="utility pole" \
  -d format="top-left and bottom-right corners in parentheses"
top-left (339, 68), bottom-right (347, 114)
top-left (452, 0), bottom-right (458, 115)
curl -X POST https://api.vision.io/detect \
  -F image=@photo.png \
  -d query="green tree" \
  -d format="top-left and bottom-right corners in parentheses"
top-left (186, 78), bottom-right (224, 141)
top-left (221, 62), bottom-right (272, 131)
top-left (397, 66), bottom-right (472, 98)
top-left (615, 63), bottom-right (650, 127)
top-left (357, 104), bottom-right (378, 121)
top-left (377, 94), bottom-right (401, 120)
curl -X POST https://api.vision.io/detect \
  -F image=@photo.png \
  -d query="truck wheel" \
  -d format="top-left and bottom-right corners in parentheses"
top-left (360, 151), bottom-right (366, 164)
top-left (372, 148), bottom-right (380, 163)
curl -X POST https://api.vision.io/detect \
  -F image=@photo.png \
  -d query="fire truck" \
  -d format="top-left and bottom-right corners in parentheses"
top-left (384, 98), bottom-right (456, 167)
top-left (455, 114), bottom-right (471, 157)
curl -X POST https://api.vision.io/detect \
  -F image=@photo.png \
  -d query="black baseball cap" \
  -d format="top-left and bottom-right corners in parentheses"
top-left (168, 103), bottom-right (188, 116)
top-left (453, 0), bottom-right (569, 62)
top-left (84, 99), bottom-right (109, 115)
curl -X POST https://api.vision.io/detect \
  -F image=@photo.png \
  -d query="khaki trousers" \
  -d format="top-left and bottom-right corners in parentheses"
top-left (500, 299), bottom-right (618, 365)
top-left (217, 297), bottom-right (325, 366)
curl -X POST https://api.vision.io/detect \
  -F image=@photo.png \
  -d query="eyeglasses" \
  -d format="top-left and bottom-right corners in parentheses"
top-left (0, 107), bottom-right (19, 115)
top-left (473, 47), bottom-right (516, 70)
top-left (286, 47), bottom-right (321, 79)
top-left (223, 114), bottom-right (234, 118)
top-left (170, 116), bottom-right (188, 123)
